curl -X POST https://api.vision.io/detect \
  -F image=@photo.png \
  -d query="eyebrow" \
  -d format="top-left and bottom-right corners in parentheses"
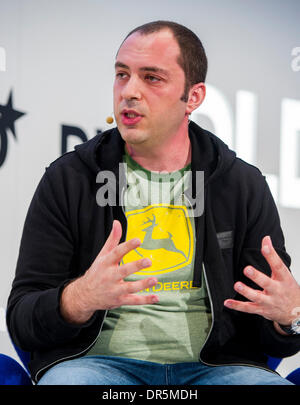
top-left (115, 61), bottom-right (169, 76)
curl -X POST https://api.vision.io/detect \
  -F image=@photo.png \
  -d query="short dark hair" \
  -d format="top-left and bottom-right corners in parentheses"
top-left (122, 20), bottom-right (208, 102)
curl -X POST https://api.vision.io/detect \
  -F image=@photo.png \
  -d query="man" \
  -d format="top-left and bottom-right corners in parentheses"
top-left (7, 21), bottom-right (300, 385)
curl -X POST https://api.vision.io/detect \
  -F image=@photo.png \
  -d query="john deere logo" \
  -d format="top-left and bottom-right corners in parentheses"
top-left (121, 204), bottom-right (194, 275)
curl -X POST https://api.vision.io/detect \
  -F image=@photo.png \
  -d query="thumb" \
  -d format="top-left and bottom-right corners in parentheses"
top-left (98, 220), bottom-right (122, 258)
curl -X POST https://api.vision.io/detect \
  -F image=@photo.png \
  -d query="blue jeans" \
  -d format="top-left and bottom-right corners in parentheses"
top-left (38, 355), bottom-right (293, 385)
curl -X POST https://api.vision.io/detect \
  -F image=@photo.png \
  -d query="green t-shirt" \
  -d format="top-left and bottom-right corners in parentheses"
top-left (86, 151), bottom-right (212, 363)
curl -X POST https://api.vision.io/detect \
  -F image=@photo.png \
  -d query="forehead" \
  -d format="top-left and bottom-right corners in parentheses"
top-left (116, 29), bottom-right (182, 70)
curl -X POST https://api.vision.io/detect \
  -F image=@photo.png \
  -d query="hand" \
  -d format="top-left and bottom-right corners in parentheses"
top-left (224, 236), bottom-right (300, 328)
top-left (61, 220), bottom-right (159, 324)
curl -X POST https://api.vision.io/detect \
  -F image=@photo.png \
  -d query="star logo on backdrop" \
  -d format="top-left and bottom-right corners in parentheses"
top-left (0, 90), bottom-right (26, 167)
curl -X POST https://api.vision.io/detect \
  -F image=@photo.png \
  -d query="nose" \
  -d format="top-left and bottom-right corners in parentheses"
top-left (121, 75), bottom-right (141, 100)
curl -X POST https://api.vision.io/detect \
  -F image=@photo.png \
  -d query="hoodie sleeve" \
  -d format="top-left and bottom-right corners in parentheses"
top-left (6, 165), bottom-right (95, 351)
top-left (238, 176), bottom-right (300, 358)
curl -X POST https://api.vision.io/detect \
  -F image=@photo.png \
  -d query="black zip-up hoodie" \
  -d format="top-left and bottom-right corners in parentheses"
top-left (7, 121), bottom-right (300, 382)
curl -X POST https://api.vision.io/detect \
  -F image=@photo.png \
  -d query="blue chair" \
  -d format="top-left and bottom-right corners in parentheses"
top-left (285, 368), bottom-right (300, 385)
top-left (0, 340), bottom-right (32, 385)
top-left (0, 353), bottom-right (32, 385)
top-left (267, 356), bottom-right (300, 385)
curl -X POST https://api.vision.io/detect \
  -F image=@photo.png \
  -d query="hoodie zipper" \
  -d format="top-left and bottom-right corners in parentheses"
top-left (183, 191), bottom-right (278, 375)
top-left (198, 263), bottom-right (214, 364)
top-left (34, 310), bottom-right (108, 383)
top-left (199, 266), bottom-right (278, 375)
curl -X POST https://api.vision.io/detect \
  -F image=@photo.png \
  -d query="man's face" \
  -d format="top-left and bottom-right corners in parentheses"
top-left (113, 29), bottom-right (188, 148)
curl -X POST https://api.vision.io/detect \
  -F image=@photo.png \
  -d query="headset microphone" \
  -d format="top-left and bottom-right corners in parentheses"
top-left (106, 116), bottom-right (114, 124)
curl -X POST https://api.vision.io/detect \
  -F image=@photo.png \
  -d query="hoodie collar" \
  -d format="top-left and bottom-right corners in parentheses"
top-left (74, 121), bottom-right (236, 184)
top-left (188, 121), bottom-right (236, 185)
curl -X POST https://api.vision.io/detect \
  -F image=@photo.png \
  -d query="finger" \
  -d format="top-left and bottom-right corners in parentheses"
top-left (98, 220), bottom-right (122, 258)
top-left (123, 277), bottom-right (158, 295)
top-left (120, 293), bottom-right (159, 306)
top-left (261, 236), bottom-right (288, 280)
top-left (233, 281), bottom-right (269, 305)
top-left (243, 266), bottom-right (275, 292)
top-left (117, 257), bottom-right (152, 280)
top-left (224, 299), bottom-right (261, 315)
top-left (109, 237), bottom-right (141, 265)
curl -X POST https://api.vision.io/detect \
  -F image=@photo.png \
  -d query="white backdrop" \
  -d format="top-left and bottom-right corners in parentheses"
top-left (0, 0), bottom-right (299, 378)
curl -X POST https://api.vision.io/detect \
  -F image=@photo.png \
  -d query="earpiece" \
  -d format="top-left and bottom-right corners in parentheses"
top-left (106, 116), bottom-right (114, 124)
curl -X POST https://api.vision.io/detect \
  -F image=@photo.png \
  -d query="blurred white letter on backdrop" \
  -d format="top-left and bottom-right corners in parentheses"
top-left (280, 98), bottom-right (300, 209)
top-left (0, 46), bottom-right (6, 72)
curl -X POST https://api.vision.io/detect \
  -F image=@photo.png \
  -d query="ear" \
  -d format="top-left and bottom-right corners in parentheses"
top-left (185, 83), bottom-right (206, 114)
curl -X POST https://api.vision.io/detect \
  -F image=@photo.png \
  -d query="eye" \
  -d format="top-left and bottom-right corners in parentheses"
top-left (145, 75), bottom-right (161, 83)
top-left (116, 72), bottom-right (128, 80)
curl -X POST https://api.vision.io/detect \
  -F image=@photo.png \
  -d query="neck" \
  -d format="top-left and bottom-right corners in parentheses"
top-left (125, 119), bottom-right (191, 172)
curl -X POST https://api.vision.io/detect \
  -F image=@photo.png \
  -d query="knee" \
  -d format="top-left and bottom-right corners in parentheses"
top-left (38, 361), bottom-right (100, 385)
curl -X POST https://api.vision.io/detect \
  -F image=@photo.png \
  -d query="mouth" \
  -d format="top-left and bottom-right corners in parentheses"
top-left (121, 109), bottom-right (143, 126)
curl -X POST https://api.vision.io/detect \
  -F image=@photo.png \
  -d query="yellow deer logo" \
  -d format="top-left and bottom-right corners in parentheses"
top-left (122, 205), bottom-right (194, 275)
top-left (135, 214), bottom-right (187, 260)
